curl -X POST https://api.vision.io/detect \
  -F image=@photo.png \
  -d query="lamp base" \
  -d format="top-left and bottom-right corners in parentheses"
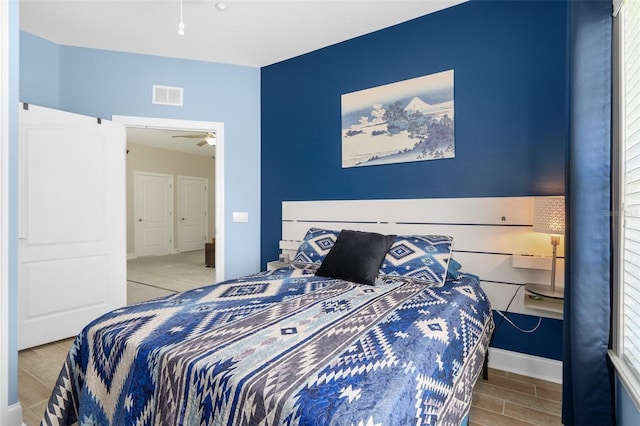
top-left (525, 283), bottom-right (564, 300)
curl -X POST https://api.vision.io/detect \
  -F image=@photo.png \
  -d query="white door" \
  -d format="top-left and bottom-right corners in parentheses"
top-left (178, 175), bottom-right (208, 252)
top-left (134, 172), bottom-right (173, 256)
top-left (18, 104), bottom-right (126, 350)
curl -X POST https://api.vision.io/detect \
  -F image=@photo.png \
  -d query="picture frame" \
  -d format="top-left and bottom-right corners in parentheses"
top-left (341, 70), bottom-right (455, 168)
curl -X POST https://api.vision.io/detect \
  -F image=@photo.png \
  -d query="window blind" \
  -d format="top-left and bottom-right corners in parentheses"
top-left (621, 0), bottom-right (640, 383)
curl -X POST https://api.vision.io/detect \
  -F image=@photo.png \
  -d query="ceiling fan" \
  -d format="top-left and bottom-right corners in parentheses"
top-left (172, 131), bottom-right (216, 147)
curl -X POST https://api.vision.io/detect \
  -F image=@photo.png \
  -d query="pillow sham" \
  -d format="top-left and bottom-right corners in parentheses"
top-left (292, 228), bottom-right (340, 268)
top-left (316, 230), bottom-right (396, 285)
top-left (379, 235), bottom-right (454, 286)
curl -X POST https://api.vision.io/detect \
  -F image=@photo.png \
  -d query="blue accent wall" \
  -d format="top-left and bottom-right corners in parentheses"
top-left (261, 0), bottom-right (569, 360)
top-left (491, 312), bottom-right (563, 361)
top-left (20, 32), bottom-right (262, 281)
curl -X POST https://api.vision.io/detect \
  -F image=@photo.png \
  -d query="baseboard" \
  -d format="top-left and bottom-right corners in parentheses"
top-left (488, 347), bottom-right (563, 384)
top-left (7, 402), bottom-right (23, 426)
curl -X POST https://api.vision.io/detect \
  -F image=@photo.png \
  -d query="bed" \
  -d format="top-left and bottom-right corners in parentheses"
top-left (42, 228), bottom-right (493, 426)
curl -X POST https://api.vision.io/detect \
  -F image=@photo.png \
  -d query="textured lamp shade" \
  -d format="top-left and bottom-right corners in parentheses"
top-left (526, 196), bottom-right (566, 299)
top-left (532, 197), bottom-right (565, 235)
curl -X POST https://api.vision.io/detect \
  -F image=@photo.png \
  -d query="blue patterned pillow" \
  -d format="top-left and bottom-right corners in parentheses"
top-left (379, 235), bottom-right (454, 286)
top-left (292, 228), bottom-right (340, 268)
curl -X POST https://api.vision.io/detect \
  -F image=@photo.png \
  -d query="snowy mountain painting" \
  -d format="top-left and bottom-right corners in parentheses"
top-left (341, 70), bottom-right (454, 168)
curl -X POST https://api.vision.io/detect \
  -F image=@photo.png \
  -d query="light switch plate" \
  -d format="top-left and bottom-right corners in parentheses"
top-left (232, 211), bottom-right (249, 223)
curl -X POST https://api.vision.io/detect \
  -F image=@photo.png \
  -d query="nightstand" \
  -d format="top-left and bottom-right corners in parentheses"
top-left (267, 260), bottom-right (290, 271)
top-left (524, 283), bottom-right (564, 314)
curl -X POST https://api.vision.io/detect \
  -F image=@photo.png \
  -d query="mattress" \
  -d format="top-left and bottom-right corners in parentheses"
top-left (42, 266), bottom-right (493, 426)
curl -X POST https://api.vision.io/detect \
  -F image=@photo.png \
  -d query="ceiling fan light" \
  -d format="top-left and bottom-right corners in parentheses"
top-left (205, 136), bottom-right (216, 145)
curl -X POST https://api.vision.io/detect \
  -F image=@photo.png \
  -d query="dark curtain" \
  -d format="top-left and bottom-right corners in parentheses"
top-left (563, 0), bottom-right (613, 425)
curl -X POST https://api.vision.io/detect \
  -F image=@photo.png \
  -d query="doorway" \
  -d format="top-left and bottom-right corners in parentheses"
top-left (113, 115), bottom-right (225, 282)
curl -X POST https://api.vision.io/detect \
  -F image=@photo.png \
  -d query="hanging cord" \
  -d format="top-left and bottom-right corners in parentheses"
top-left (493, 284), bottom-right (542, 334)
top-left (495, 309), bottom-right (542, 333)
top-left (178, 0), bottom-right (185, 35)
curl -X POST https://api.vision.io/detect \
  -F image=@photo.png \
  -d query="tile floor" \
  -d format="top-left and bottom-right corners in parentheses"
top-left (19, 251), bottom-right (207, 425)
top-left (19, 277), bottom-right (181, 425)
top-left (17, 251), bottom-right (563, 425)
top-left (19, 337), bottom-right (77, 426)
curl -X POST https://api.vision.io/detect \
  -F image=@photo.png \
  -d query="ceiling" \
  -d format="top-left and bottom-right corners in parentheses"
top-left (21, 0), bottom-right (466, 155)
top-left (20, 0), bottom-right (467, 68)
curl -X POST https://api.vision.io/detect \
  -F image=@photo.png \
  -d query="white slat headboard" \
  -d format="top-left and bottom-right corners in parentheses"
top-left (280, 197), bottom-right (565, 320)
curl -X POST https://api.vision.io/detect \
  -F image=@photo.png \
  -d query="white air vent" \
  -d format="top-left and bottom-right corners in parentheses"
top-left (152, 85), bottom-right (183, 106)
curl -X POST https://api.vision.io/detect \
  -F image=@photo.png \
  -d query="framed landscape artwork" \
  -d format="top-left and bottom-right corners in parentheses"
top-left (341, 69), bottom-right (454, 168)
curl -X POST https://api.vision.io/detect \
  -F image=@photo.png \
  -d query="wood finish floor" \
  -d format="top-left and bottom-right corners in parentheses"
top-left (470, 368), bottom-right (563, 426)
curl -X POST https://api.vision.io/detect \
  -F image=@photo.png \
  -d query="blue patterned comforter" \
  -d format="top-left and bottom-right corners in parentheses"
top-left (42, 267), bottom-right (493, 426)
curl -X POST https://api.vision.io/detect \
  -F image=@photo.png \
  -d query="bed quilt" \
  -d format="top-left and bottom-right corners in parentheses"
top-left (42, 268), bottom-right (493, 426)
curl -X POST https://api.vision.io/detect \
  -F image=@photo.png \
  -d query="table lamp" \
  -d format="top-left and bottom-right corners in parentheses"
top-left (525, 196), bottom-right (565, 299)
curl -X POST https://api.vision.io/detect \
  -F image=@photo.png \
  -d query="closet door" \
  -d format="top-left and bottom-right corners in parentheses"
top-left (134, 171), bottom-right (173, 256)
top-left (177, 175), bottom-right (208, 252)
top-left (18, 104), bottom-right (126, 349)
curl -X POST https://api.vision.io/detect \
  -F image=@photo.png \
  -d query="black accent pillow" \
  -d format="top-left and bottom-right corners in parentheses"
top-left (316, 230), bottom-right (396, 285)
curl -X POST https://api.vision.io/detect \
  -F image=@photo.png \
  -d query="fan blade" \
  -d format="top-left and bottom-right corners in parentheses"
top-left (172, 134), bottom-right (207, 139)
top-left (197, 140), bottom-right (207, 146)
